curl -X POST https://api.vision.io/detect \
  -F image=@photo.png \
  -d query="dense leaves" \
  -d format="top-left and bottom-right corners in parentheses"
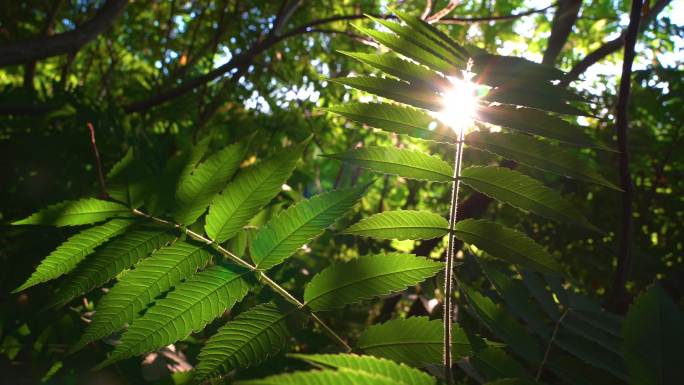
top-left (95, 265), bottom-right (251, 369)
top-left (73, 242), bottom-right (213, 352)
top-left (2, 2), bottom-right (681, 384)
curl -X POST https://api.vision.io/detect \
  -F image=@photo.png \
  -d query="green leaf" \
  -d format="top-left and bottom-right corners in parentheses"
top-left (72, 241), bottom-right (212, 352)
top-left (339, 51), bottom-right (449, 91)
top-left (470, 53), bottom-right (564, 83)
top-left (322, 102), bottom-right (456, 143)
top-left (392, 9), bottom-right (469, 60)
top-left (363, 17), bottom-right (463, 73)
top-left (352, 25), bottom-right (455, 75)
top-left (483, 86), bottom-right (587, 116)
top-left (145, 137), bottom-right (211, 215)
top-left (475, 105), bottom-right (611, 150)
top-left (472, 347), bottom-right (530, 382)
top-left (343, 210), bottom-right (448, 240)
top-left (106, 148), bottom-right (155, 207)
top-left (623, 283), bottom-right (684, 385)
top-left (330, 77), bottom-right (442, 111)
top-left (462, 285), bottom-right (543, 363)
top-left (454, 219), bottom-right (561, 275)
top-left (195, 303), bottom-right (293, 380)
top-left (236, 368), bottom-right (398, 385)
top-left (303, 253), bottom-right (443, 311)
top-left (460, 166), bottom-right (598, 231)
top-left (173, 139), bottom-right (250, 225)
top-left (13, 219), bottom-right (135, 292)
top-left (237, 353), bottom-right (436, 385)
top-left (482, 379), bottom-right (545, 385)
top-left (251, 185), bottom-right (367, 270)
top-left (205, 138), bottom-right (309, 243)
top-left (465, 131), bottom-right (620, 190)
top-left (358, 317), bottom-right (485, 367)
top-left (12, 198), bottom-right (132, 227)
top-left (49, 228), bottom-right (175, 308)
top-left (323, 146), bottom-right (453, 182)
top-left (290, 354), bottom-right (436, 385)
top-left (94, 265), bottom-right (250, 369)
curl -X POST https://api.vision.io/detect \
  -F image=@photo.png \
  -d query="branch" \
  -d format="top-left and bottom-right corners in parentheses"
top-left (426, 0), bottom-right (461, 23)
top-left (421, 0), bottom-right (434, 20)
top-left (563, 0), bottom-right (671, 84)
top-left (124, 12), bottom-right (382, 114)
top-left (437, 3), bottom-right (554, 24)
top-left (131, 209), bottom-right (352, 351)
top-left (609, 0), bottom-right (643, 314)
top-left (86, 122), bottom-right (108, 199)
top-left (543, 0), bottom-right (582, 65)
top-left (0, 0), bottom-right (128, 67)
top-left (536, 310), bottom-right (568, 380)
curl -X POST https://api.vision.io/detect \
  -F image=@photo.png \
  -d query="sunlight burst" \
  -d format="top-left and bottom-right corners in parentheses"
top-left (436, 72), bottom-right (479, 134)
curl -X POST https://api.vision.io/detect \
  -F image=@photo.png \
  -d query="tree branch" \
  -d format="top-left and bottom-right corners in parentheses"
top-left (437, 3), bottom-right (555, 24)
top-left (609, 0), bottom-right (643, 314)
top-left (0, 0), bottom-right (128, 67)
top-left (131, 208), bottom-right (352, 351)
top-left (427, 0), bottom-right (461, 23)
top-left (563, 0), bottom-right (671, 84)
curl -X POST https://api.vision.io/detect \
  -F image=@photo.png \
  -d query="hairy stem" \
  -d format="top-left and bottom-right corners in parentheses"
top-left (443, 128), bottom-right (466, 384)
top-left (131, 208), bottom-right (352, 352)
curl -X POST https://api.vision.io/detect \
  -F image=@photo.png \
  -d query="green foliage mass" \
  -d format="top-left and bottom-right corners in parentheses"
top-left (1, 1), bottom-right (682, 385)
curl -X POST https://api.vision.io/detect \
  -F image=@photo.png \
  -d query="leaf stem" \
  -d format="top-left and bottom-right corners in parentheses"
top-left (86, 122), bottom-right (109, 199)
top-left (443, 124), bottom-right (466, 385)
top-left (130, 208), bottom-right (352, 352)
top-left (536, 309), bottom-right (568, 380)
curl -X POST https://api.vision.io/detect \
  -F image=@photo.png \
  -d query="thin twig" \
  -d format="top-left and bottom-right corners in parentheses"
top-left (427, 0), bottom-right (461, 23)
top-left (86, 122), bottom-right (108, 199)
top-left (536, 310), bottom-right (569, 380)
top-left (130, 208), bottom-right (352, 352)
top-left (438, 2), bottom-right (555, 24)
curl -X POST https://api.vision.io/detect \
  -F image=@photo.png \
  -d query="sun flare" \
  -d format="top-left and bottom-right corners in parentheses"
top-left (436, 73), bottom-right (479, 134)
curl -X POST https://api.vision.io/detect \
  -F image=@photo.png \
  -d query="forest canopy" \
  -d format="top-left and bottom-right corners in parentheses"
top-left (0, 1), bottom-right (682, 385)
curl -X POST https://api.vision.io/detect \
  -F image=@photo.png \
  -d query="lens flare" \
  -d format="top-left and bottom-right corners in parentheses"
top-left (435, 73), bottom-right (478, 134)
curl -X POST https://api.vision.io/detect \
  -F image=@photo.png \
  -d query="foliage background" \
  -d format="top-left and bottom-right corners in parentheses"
top-left (0, 0), bottom-right (682, 384)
